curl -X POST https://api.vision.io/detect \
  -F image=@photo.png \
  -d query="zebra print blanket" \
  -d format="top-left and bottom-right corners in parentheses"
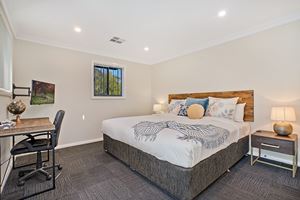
top-left (133, 121), bottom-right (230, 149)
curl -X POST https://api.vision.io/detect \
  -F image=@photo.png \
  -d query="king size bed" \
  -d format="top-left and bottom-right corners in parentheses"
top-left (102, 90), bottom-right (254, 200)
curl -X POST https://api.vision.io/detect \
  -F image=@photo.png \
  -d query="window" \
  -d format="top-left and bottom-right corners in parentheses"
top-left (0, 12), bottom-right (13, 95)
top-left (92, 63), bottom-right (124, 98)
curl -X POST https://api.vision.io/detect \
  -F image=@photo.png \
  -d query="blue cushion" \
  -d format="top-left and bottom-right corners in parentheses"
top-left (185, 98), bottom-right (208, 110)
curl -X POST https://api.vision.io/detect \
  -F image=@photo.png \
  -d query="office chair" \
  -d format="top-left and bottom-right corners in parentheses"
top-left (10, 110), bottom-right (65, 186)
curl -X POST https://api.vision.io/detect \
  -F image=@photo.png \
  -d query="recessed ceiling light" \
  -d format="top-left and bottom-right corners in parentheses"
top-left (218, 10), bottom-right (227, 18)
top-left (144, 46), bottom-right (149, 51)
top-left (74, 26), bottom-right (82, 33)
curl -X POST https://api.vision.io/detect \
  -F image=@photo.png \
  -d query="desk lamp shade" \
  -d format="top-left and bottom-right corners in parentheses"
top-left (271, 107), bottom-right (296, 136)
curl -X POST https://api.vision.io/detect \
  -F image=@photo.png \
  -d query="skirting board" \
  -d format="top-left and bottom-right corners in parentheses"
top-left (15, 137), bottom-right (104, 157)
top-left (0, 137), bottom-right (103, 193)
top-left (56, 137), bottom-right (103, 149)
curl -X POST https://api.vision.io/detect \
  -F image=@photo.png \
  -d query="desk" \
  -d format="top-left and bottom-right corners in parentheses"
top-left (0, 118), bottom-right (56, 199)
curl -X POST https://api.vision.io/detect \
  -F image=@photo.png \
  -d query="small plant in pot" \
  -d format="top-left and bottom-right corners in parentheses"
top-left (7, 100), bottom-right (26, 123)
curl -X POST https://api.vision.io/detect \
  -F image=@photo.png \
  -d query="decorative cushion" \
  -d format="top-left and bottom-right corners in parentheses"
top-left (206, 102), bottom-right (236, 119)
top-left (208, 97), bottom-right (239, 105)
top-left (185, 98), bottom-right (209, 110)
top-left (234, 103), bottom-right (246, 122)
top-left (178, 104), bottom-right (188, 116)
top-left (205, 96), bottom-right (239, 119)
top-left (168, 100), bottom-right (186, 114)
top-left (187, 104), bottom-right (205, 119)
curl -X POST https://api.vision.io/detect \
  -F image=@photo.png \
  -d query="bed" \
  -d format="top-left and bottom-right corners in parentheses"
top-left (102, 90), bottom-right (254, 200)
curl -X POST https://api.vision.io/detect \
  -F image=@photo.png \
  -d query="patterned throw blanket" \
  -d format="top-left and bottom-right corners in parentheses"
top-left (133, 121), bottom-right (229, 149)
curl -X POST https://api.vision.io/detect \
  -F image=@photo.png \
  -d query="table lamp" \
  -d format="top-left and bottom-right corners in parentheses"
top-left (153, 104), bottom-right (163, 114)
top-left (271, 107), bottom-right (296, 136)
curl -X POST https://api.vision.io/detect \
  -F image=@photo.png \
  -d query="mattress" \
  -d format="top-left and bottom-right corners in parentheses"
top-left (102, 114), bottom-right (250, 168)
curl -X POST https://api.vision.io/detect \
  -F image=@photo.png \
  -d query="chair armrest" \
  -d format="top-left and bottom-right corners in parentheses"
top-left (26, 134), bottom-right (35, 141)
top-left (18, 141), bottom-right (34, 151)
top-left (29, 132), bottom-right (51, 138)
top-left (19, 132), bottom-right (49, 144)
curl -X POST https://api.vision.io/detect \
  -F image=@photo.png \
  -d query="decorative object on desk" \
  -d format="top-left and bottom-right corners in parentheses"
top-left (31, 80), bottom-right (55, 105)
top-left (153, 104), bottom-right (163, 114)
top-left (7, 100), bottom-right (26, 122)
top-left (271, 107), bottom-right (296, 136)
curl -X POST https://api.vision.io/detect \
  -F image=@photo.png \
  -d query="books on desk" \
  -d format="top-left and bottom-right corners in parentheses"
top-left (0, 120), bottom-right (16, 129)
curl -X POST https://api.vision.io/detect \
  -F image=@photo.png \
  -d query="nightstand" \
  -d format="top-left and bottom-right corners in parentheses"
top-left (251, 130), bottom-right (298, 178)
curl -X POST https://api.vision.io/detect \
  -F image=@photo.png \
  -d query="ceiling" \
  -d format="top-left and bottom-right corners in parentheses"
top-left (2, 0), bottom-right (300, 64)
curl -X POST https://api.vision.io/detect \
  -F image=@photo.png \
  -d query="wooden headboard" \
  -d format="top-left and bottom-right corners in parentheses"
top-left (168, 90), bottom-right (254, 122)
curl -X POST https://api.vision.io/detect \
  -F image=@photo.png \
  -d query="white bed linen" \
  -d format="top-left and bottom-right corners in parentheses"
top-left (102, 114), bottom-right (250, 168)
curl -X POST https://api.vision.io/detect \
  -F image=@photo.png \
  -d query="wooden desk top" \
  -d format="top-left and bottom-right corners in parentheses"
top-left (252, 130), bottom-right (298, 142)
top-left (0, 117), bottom-right (55, 138)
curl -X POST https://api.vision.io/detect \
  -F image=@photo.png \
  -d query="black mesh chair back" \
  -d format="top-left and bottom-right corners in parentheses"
top-left (53, 110), bottom-right (65, 147)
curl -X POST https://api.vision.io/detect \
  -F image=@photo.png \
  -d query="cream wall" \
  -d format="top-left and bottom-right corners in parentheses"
top-left (151, 20), bottom-right (300, 165)
top-left (13, 39), bottom-right (152, 146)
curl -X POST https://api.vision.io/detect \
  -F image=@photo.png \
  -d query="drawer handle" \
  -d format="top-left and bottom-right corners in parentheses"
top-left (261, 143), bottom-right (280, 149)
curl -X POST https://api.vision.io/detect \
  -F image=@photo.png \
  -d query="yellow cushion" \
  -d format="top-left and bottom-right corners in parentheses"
top-left (187, 104), bottom-right (205, 119)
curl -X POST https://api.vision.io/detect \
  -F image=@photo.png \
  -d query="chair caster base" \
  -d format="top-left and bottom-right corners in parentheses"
top-left (18, 169), bottom-right (34, 178)
top-left (18, 171), bottom-right (25, 178)
top-left (46, 174), bottom-right (52, 180)
top-left (57, 165), bottom-right (63, 170)
top-left (17, 181), bottom-right (25, 187)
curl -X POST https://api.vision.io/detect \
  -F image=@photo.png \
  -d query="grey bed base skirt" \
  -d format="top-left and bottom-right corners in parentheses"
top-left (103, 134), bottom-right (249, 200)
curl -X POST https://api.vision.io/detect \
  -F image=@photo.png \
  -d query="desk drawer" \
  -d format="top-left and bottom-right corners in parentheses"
top-left (252, 135), bottom-right (295, 155)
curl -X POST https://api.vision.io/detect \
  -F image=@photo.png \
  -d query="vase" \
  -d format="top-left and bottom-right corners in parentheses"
top-left (7, 100), bottom-right (26, 122)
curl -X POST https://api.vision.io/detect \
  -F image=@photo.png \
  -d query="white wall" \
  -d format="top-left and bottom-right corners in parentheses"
top-left (13, 39), bottom-right (152, 146)
top-left (151, 20), bottom-right (300, 165)
top-left (0, 2), bottom-right (13, 192)
top-left (9, 16), bottom-right (300, 169)
top-left (0, 95), bottom-right (11, 192)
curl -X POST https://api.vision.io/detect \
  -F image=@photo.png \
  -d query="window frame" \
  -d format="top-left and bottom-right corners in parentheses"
top-left (0, 9), bottom-right (13, 97)
top-left (91, 61), bottom-right (125, 99)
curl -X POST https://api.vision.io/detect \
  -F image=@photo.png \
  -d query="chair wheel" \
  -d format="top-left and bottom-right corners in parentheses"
top-left (18, 171), bottom-right (25, 177)
top-left (17, 181), bottom-right (25, 187)
top-left (46, 174), bottom-right (52, 180)
top-left (57, 165), bottom-right (63, 170)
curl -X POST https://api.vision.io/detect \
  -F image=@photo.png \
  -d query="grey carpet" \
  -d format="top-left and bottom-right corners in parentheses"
top-left (2, 142), bottom-right (300, 200)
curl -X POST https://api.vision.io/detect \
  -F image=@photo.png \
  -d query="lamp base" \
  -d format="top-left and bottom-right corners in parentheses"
top-left (273, 122), bottom-right (293, 136)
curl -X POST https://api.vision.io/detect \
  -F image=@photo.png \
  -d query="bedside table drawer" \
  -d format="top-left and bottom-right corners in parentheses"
top-left (252, 135), bottom-right (295, 155)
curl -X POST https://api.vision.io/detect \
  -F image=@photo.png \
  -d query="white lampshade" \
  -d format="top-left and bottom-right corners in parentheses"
top-left (271, 107), bottom-right (296, 122)
top-left (153, 104), bottom-right (162, 112)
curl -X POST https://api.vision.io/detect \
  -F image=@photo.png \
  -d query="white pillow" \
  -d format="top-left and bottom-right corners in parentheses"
top-left (208, 97), bottom-right (239, 105)
top-left (206, 102), bottom-right (236, 119)
top-left (234, 103), bottom-right (246, 122)
top-left (168, 99), bottom-right (186, 114)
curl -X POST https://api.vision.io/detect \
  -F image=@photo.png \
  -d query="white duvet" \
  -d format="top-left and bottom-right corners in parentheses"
top-left (102, 114), bottom-right (250, 168)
